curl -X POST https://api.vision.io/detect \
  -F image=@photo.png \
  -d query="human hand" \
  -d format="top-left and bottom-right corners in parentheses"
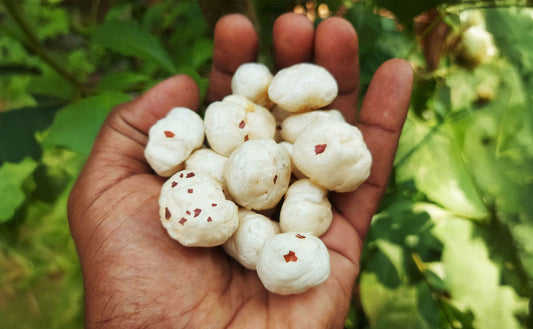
top-left (68, 13), bottom-right (413, 328)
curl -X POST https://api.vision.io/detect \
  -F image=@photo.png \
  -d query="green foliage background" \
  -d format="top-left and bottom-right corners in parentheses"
top-left (0, 0), bottom-right (531, 328)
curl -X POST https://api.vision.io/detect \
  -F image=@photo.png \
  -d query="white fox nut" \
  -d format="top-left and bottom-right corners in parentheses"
top-left (159, 170), bottom-right (238, 247)
top-left (185, 148), bottom-right (227, 183)
top-left (292, 120), bottom-right (372, 193)
top-left (223, 209), bottom-right (281, 270)
top-left (231, 63), bottom-right (274, 108)
top-left (223, 139), bottom-right (291, 210)
top-left (256, 232), bottom-right (330, 295)
top-left (279, 179), bottom-right (332, 237)
top-left (268, 63), bottom-right (338, 113)
top-left (144, 107), bottom-right (204, 177)
top-left (204, 96), bottom-right (276, 156)
top-left (281, 109), bottom-right (345, 143)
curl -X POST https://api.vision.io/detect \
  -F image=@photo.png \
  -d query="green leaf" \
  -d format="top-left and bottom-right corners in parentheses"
top-left (395, 117), bottom-right (488, 219)
top-left (0, 103), bottom-right (61, 164)
top-left (432, 215), bottom-right (529, 329)
top-left (92, 19), bottom-right (177, 74)
top-left (95, 71), bottom-right (149, 92)
top-left (191, 38), bottom-right (213, 68)
top-left (486, 8), bottom-right (533, 74)
top-left (43, 92), bottom-right (132, 154)
top-left (360, 272), bottom-right (439, 329)
top-left (344, 3), bottom-right (382, 56)
top-left (0, 157), bottom-right (38, 223)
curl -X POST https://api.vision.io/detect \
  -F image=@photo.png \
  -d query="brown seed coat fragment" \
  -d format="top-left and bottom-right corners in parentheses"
top-left (314, 144), bottom-right (327, 155)
top-left (164, 130), bottom-right (175, 138)
top-left (283, 250), bottom-right (298, 263)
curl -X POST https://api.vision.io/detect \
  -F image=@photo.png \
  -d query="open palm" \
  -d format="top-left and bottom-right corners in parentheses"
top-left (68, 13), bottom-right (413, 328)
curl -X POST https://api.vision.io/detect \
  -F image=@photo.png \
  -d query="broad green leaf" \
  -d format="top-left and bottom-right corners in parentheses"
top-left (0, 103), bottom-right (61, 164)
top-left (360, 272), bottom-right (439, 329)
top-left (191, 38), bottom-right (213, 68)
top-left (395, 117), bottom-right (488, 219)
top-left (432, 215), bottom-right (529, 329)
top-left (486, 8), bottom-right (533, 74)
top-left (43, 92), bottom-right (132, 154)
top-left (95, 71), bottom-right (150, 92)
top-left (374, 239), bottom-right (406, 281)
top-left (344, 3), bottom-right (382, 56)
top-left (27, 66), bottom-right (76, 100)
top-left (0, 157), bottom-right (38, 222)
top-left (92, 20), bottom-right (177, 74)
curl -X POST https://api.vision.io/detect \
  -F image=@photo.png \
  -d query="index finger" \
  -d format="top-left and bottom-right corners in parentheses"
top-left (205, 14), bottom-right (258, 104)
top-left (315, 17), bottom-right (360, 124)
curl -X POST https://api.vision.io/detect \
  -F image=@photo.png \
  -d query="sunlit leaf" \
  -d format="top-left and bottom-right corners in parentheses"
top-left (360, 272), bottom-right (439, 329)
top-left (396, 117), bottom-right (488, 219)
top-left (43, 92), bottom-right (132, 154)
top-left (433, 215), bottom-right (529, 329)
top-left (0, 157), bottom-right (38, 222)
top-left (92, 20), bottom-right (177, 74)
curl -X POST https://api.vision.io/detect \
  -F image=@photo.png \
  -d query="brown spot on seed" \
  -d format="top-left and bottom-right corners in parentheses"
top-left (239, 120), bottom-right (246, 129)
top-left (180, 173), bottom-right (184, 178)
top-left (295, 234), bottom-right (306, 239)
top-left (207, 216), bottom-right (213, 222)
top-left (164, 130), bottom-right (175, 138)
top-left (315, 144), bottom-right (327, 155)
top-left (244, 134), bottom-right (249, 142)
top-left (188, 188), bottom-right (193, 194)
top-left (186, 210), bottom-right (191, 215)
top-left (165, 207), bottom-right (171, 219)
top-left (212, 203), bottom-right (217, 207)
top-left (283, 250), bottom-right (298, 263)
top-left (171, 181), bottom-right (178, 188)
top-left (186, 172), bottom-right (195, 178)
top-left (194, 208), bottom-right (202, 217)
top-left (179, 217), bottom-right (187, 225)
top-left (273, 175), bottom-right (278, 184)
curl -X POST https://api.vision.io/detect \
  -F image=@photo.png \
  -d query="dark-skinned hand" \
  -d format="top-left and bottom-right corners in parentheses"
top-left (68, 13), bottom-right (413, 329)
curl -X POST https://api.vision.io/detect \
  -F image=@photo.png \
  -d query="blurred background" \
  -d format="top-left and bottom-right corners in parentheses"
top-left (0, 0), bottom-right (531, 328)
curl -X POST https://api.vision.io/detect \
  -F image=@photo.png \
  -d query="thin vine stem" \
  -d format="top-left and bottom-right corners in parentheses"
top-left (1, 0), bottom-right (89, 96)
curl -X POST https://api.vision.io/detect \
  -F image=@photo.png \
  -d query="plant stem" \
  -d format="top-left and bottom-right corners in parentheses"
top-left (1, 0), bottom-right (89, 96)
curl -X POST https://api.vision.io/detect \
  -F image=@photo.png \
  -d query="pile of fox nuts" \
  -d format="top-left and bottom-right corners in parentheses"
top-left (145, 62), bottom-right (372, 295)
